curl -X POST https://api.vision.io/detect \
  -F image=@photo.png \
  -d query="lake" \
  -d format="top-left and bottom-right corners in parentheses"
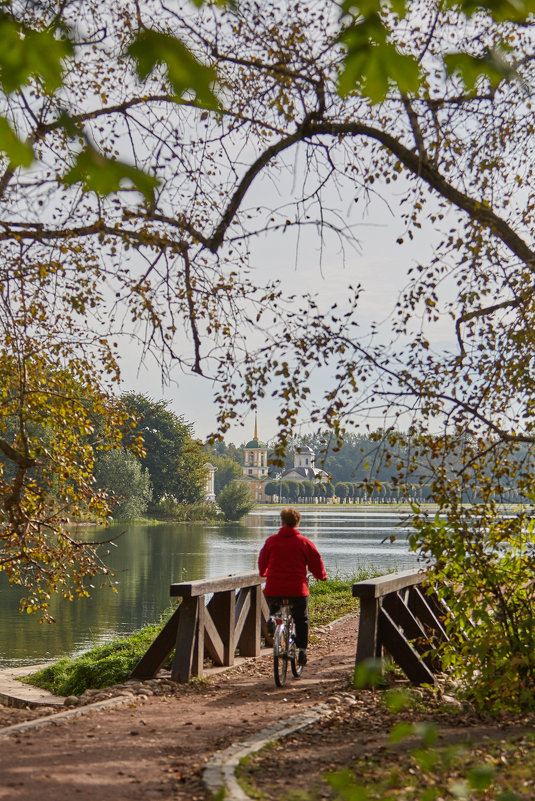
top-left (0, 507), bottom-right (420, 668)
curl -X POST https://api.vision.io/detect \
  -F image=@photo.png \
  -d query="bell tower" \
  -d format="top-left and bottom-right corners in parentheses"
top-left (242, 413), bottom-right (268, 501)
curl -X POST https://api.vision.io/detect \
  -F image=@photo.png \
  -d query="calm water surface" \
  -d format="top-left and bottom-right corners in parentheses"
top-left (0, 507), bottom-right (419, 668)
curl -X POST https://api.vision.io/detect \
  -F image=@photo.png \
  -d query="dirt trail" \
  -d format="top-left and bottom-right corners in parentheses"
top-left (0, 615), bottom-right (359, 801)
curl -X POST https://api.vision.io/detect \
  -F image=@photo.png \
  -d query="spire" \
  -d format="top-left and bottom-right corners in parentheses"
top-left (254, 412), bottom-right (259, 442)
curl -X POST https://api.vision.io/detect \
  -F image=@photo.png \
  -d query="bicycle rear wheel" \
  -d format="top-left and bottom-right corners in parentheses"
top-left (273, 624), bottom-right (288, 687)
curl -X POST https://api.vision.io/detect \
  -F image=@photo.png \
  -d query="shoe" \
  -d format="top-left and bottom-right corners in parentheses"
top-left (298, 649), bottom-right (307, 666)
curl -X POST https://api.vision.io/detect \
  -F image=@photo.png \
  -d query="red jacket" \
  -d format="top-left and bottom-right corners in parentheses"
top-left (258, 526), bottom-right (327, 597)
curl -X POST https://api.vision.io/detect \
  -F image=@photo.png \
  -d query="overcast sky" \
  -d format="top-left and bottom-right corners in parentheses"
top-left (118, 175), bottom-right (454, 445)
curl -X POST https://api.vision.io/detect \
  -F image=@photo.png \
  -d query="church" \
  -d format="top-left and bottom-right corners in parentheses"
top-left (279, 444), bottom-right (329, 483)
top-left (241, 416), bottom-right (328, 502)
top-left (241, 415), bottom-right (269, 502)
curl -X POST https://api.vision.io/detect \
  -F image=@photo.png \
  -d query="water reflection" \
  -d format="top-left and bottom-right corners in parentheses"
top-left (0, 508), bottom-right (418, 668)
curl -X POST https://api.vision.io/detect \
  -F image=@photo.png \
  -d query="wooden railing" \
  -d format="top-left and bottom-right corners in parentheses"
top-left (352, 569), bottom-right (449, 685)
top-left (130, 572), bottom-right (271, 683)
top-left (131, 568), bottom-right (448, 686)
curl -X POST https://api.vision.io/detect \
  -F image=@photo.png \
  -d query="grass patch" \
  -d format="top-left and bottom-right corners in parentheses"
top-left (308, 568), bottom-right (384, 628)
top-left (24, 610), bottom-right (175, 696)
top-left (236, 753), bottom-right (269, 800)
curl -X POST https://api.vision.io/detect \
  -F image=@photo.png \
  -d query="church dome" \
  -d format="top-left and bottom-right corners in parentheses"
top-left (245, 438), bottom-right (266, 449)
top-left (245, 414), bottom-right (266, 449)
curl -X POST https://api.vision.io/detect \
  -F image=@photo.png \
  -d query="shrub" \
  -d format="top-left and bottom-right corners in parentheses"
top-left (216, 481), bottom-right (255, 521)
top-left (411, 504), bottom-right (535, 713)
top-left (149, 497), bottom-right (220, 521)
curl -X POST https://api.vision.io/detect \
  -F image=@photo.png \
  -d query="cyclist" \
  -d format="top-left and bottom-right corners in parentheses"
top-left (259, 507), bottom-right (327, 666)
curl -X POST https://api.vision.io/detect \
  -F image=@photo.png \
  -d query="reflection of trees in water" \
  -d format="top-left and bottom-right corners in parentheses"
top-left (0, 524), bottom-right (210, 668)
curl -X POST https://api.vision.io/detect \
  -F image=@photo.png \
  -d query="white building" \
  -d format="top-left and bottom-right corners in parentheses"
top-left (280, 445), bottom-right (329, 483)
top-left (204, 462), bottom-right (217, 502)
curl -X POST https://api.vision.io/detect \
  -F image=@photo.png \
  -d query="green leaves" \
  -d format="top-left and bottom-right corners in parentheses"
top-left (0, 116), bottom-right (33, 166)
top-left (63, 144), bottom-right (159, 202)
top-left (338, 14), bottom-right (421, 103)
top-left (454, 0), bottom-right (535, 22)
top-left (444, 52), bottom-right (508, 92)
top-left (0, 13), bottom-right (71, 168)
top-left (0, 13), bottom-right (72, 94)
top-left (353, 658), bottom-right (384, 688)
top-left (337, 0), bottom-right (527, 103)
top-left (127, 29), bottom-right (219, 109)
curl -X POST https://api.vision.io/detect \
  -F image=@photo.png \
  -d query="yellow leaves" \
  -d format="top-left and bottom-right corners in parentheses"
top-left (0, 341), bottom-right (135, 615)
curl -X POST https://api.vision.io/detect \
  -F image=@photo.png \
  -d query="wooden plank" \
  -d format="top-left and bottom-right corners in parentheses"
top-left (191, 600), bottom-right (205, 677)
top-left (171, 572), bottom-right (263, 597)
top-left (379, 607), bottom-right (435, 685)
top-left (234, 587), bottom-right (251, 643)
top-left (171, 596), bottom-right (200, 683)
top-left (355, 597), bottom-right (381, 664)
top-left (207, 590), bottom-right (236, 665)
top-left (238, 585), bottom-right (261, 657)
top-left (203, 607), bottom-right (225, 666)
top-left (353, 570), bottom-right (427, 600)
top-left (382, 592), bottom-right (429, 642)
top-left (130, 604), bottom-right (181, 679)
top-left (408, 587), bottom-right (449, 643)
top-left (420, 588), bottom-right (452, 634)
top-left (382, 592), bottom-right (436, 671)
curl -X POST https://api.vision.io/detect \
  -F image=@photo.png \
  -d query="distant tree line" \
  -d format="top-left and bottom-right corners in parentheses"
top-left (206, 430), bottom-right (534, 505)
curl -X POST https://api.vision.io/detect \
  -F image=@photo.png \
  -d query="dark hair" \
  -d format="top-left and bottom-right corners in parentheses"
top-left (280, 507), bottom-right (301, 527)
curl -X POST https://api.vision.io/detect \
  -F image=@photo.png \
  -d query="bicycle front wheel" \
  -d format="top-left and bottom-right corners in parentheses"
top-left (273, 624), bottom-right (288, 687)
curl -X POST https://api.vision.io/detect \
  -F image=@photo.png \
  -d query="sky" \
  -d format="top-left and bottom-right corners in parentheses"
top-left (118, 183), bottom-right (453, 446)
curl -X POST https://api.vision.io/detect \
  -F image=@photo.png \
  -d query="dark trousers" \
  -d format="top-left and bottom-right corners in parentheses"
top-left (265, 595), bottom-right (309, 649)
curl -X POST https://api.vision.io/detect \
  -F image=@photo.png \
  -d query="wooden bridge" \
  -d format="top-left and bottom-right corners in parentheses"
top-left (131, 569), bottom-right (448, 685)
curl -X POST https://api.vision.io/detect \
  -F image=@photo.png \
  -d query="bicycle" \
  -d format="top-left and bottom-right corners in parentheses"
top-left (271, 599), bottom-right (303, 687)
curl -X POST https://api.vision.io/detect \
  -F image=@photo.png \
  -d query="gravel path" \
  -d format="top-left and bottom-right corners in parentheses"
top-left (0, 615), bottom-right (359, 801)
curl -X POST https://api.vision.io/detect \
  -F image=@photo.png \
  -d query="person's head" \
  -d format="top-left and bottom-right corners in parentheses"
top-left (280, 507), bottom-right (301, 528)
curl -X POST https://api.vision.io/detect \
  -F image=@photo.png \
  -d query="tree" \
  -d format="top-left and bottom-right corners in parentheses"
top-left (264, 480), bottom-right (279, 499)
top-left (94, 449), bottom-right (152, 519)
top-left (2, 0), bottom-right (533, 452)
top-left (302, 480), bottom-right (315, 501)
top-left (334, 483), bottom-right (348, 503)
top-left (216, 481), bottom-right (255, 521)
top-left (123, 394), bottom-right (206, 505)
top-left (315, 482), bottom-right (334, 501)
top-left (1, 0), bottom-right (533, 487)
top-left (207, 455), bottom-right (243, 495)
top-left (280, 481), bottom-right (291, 502)
top-left (0, 350), bottom-right (139, 616)
top-left (287, 481), bottom-right (303, 502)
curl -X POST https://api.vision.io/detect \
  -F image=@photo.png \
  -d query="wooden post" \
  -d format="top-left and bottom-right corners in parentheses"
top-left (206, 590), bottom-right (236, 665)
top-left (237, 585), bottom-right (261, 657)
top-left (354, 597), bottom-right (381, 664)
top-left (171, 596), bottom-right (202, 682)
